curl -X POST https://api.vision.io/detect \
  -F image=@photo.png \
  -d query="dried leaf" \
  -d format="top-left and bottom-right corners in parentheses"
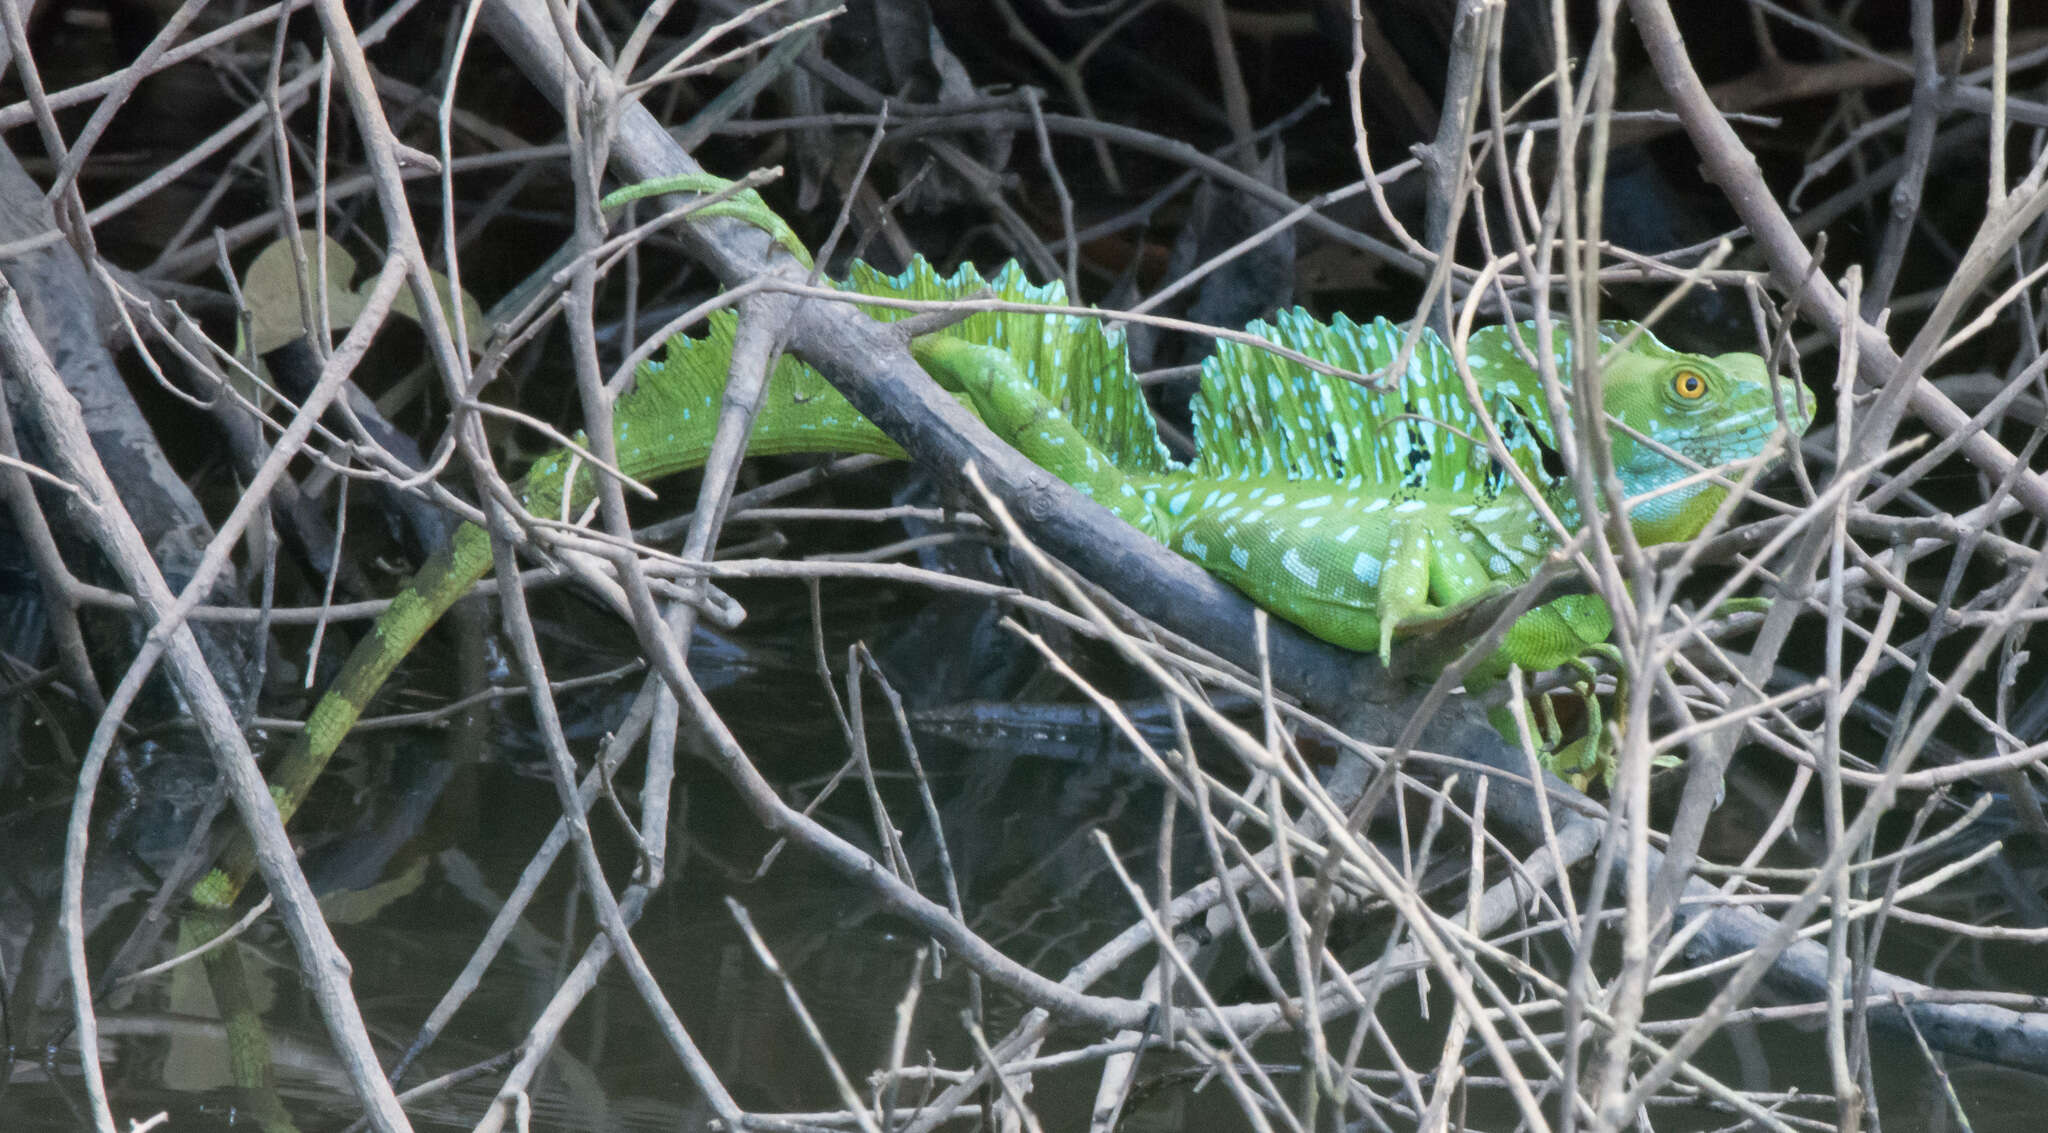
top-left (238, 233), bottom-right (484, 358)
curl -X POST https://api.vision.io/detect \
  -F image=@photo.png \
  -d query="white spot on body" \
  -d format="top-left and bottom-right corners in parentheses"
top-left (1282, 548), bottom-right (1319, 587)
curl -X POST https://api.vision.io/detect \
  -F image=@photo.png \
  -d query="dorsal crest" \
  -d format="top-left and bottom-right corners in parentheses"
top-left (1191, 312), bottom-right (1580, 501)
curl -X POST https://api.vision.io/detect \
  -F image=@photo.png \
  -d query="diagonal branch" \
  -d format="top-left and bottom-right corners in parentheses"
top-left (1626, 0), bottom-right (2048, 524)
top-left (3, 280), bottom-right (415, 1133)
top-left (477, 0), bottom-right (1372, 716)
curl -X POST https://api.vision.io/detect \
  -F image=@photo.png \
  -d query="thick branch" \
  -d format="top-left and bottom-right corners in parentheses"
top-left (477, 0), bottom-right (1371, 716)
top-left (0, 141), bottom-right (257, 711)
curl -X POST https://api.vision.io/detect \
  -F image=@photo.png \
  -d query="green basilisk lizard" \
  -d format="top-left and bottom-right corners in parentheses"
top-left (190, 175), bottom-right (1812, 920)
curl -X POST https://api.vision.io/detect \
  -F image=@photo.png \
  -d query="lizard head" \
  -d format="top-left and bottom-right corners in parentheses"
top-left (1592, 331), bottom-right (1815, 544)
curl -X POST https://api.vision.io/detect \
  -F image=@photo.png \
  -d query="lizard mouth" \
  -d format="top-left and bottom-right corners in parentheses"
top-left (1679, 422), bottom-right (1799, 469)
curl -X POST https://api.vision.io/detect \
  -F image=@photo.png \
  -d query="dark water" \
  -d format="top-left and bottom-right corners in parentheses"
top-left (5, 578), bottom-right (2048, 1132)
top-left (0, 580), bottom-right (1212, 1130)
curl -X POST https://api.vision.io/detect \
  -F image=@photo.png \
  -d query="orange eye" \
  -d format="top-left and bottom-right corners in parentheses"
top-left (1673, 369), bottom-right (1707, 399)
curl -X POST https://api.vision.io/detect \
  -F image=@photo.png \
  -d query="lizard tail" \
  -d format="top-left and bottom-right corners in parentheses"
top-left (196, 520), bottom-right (497, 909)
top-left (196, 302), bottom-right (909, 910)
top-left (196, 255), bottom-right (1155, 913)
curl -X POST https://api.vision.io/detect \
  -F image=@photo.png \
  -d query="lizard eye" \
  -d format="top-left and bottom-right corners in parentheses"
top-left (1673, 369), bottom-right (1708, 400)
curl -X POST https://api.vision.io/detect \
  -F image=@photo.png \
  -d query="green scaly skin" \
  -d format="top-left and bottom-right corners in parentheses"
top-left (190, 182), bottom-right (1815, 920)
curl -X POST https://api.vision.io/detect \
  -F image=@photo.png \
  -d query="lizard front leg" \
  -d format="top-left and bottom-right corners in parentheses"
top-left (909, 334), bottom-right (1169, 538)
top-left (1373, 513), bottom-right (1514, 667)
